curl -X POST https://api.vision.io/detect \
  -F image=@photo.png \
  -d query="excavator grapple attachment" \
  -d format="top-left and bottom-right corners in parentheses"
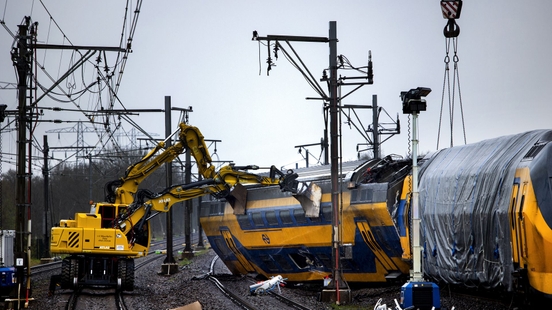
top-left (227, 183), bottom-right (248, 215)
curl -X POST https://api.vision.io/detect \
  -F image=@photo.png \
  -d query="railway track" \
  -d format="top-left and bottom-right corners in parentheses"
top-left (64, 287), bottom-right (129, 310)
top-left (207, 275), bottom-right (257, 310)
top-left (264, 288), bottom-right (312, 310)
top-left (58, 243), bottom-right (186, 310)
top-left (30, 235), bottom-right (190, 276)
top-left (32, 235), bottom-right (192, 310)
top-left (114, 290), bottom-right (128, 310)
top-left (205, 256), bottom-right (313, 310)
top-left (23, 245), bottom-right (521, 310)
top-left (64, 287), bottom-right (81, 310)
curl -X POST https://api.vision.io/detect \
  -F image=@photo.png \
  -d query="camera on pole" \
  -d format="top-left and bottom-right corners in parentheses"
top-left (400, 87), bottom-right (431, 114)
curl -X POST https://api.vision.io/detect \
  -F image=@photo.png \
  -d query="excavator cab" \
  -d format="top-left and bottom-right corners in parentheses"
top-left (89, 203), bottom-right (128, 228)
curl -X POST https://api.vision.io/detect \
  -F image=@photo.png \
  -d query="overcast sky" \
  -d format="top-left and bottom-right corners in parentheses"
top-left (1, 1), bottom-right (551, 175)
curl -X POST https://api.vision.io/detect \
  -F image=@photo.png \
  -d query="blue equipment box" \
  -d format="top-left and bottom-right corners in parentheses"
top-left (0, 267), bottom-right (15, 287)
top-left (401, 281), bottom-right (440, 310)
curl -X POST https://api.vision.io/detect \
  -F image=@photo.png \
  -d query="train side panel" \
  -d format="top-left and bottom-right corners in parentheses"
top-left (200, 173), bottom-right (411, 283)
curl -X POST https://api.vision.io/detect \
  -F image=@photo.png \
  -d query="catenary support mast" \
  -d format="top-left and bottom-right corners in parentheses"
top-left (162, 96), bottom-right (178, 275)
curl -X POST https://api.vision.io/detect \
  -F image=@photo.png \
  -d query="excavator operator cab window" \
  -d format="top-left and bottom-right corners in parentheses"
top-left (98, 205), bottom-right (118, 228)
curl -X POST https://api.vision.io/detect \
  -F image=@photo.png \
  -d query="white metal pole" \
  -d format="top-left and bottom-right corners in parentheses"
top-left (411, 112), bottom-right (422, 282)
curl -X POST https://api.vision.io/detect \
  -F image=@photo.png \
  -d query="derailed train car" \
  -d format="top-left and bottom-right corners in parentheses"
top-left (200, 157), bottom-right (414, 283)
top-left (199, 130), bottom-right (552, 300)
top-left (419, 130), bottom-right (552, 300)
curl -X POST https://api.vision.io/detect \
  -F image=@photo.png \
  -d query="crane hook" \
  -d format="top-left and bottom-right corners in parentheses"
top-left (444, 19), bottom-right (460, 38)
top-left (441, 0), bottom-right (462, 38)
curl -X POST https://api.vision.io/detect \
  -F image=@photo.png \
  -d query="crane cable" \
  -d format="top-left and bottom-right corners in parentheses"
top-left (437, 0), bottom-right (467, 150)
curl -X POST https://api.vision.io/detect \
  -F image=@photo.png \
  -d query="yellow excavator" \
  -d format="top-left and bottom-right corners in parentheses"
top-left (49, 123), bottom-right (301, 291)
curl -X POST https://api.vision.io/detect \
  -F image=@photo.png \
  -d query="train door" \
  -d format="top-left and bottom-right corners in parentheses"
top-left (220, 229), bottom-right (256, 273)
top-left (356, 220), bottom-right (401, 273)
top-left (509, 178), bottom-right (528, 268)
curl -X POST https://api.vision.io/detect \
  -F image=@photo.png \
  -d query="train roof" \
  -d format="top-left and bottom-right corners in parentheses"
top-left (290, 160), bottom-right (367, 182)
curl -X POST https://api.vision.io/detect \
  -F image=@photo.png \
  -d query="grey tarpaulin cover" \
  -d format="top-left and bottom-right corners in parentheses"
top-left (418, 130), bottom-right (546, 290)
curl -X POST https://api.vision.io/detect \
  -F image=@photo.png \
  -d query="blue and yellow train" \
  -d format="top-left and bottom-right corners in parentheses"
top-left (199, 130), bottom-right (552, 301)
top-left (200, 157), bottom-right (413, 283)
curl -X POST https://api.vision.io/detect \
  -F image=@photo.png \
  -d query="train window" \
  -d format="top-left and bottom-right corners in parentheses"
top-left (259, 254), bottom-right (279, 272)
top-left (280, 210), bottom-right (293, 225)
top-left (322, 206), bottom-right (332, 222)
top-left (352, 188), bottom-right (371, 202)
top-left (293, 208), bottom-right (307, 224)
top-left (317, 253), bottom-right (332, 269)
top-left (351, 189), bottom-right (358, 201)
top-left (523, 142), bottom-right (546, 159)
top-left (272, 254), bottom-right (293, 271)
top-left (361, 189), bottom-right (373, 202)
top-left (352, 184), bottom-right (390, 204)
top-left (341, 259), bottom-right (356, 271)
top-left (200, 203), bottom-right (211, 217)
top-left (265, 211), bottom-right (279, 226)
top-left (252, 212), bottom-right (264, 227)
top-left (373, 189), bottom-right (387, 203)
top-left (237, 214), bottom-right (251, 229)
top-left (309, 215), bottom-right (321, 223)
top-left (209, 204), bottom-right (220, 215)
top-left (289, 253), bottom-right (316, 269)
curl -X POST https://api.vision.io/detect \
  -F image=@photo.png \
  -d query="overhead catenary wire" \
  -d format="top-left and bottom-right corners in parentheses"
top-left (0, 1), bottom-right (151, 174)
top-left (1, 0), bottom-right (7, 21)
top-left (278, 41), bottom-right (328, 99)
top-left (42, 16), bottom-right (52, 65)
top-left (112, 0), bottom-right (143, 96)
top-left (340, 108), bottom-right (372, 145)
top-left (257, 38), bottom-right (328, 100)
top-left (336, 54), bottom-right (370, 74)
top-left (38, 0), bottom-right (75, 45)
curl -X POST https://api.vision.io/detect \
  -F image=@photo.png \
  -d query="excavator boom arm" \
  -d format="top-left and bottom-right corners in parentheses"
top-left (115, 164), bottom-right (298, 238)
top-left (104, 123), bottom-right (216, 204)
